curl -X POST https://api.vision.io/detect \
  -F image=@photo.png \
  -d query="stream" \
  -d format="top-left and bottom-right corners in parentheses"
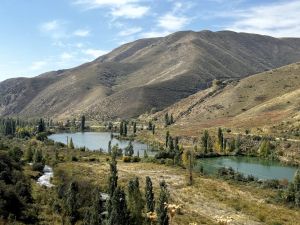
top-left (36, 165), bottom-right (54, 187)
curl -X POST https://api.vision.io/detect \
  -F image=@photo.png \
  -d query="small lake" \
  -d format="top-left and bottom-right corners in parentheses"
top-left (196, 156), bottom-right (299, 181)
top-left (48, 132), bottom-right (155, 156)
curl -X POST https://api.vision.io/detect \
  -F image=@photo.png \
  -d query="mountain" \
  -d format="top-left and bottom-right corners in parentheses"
top-left (2, 30), bottom-right (300, 120)
top-left (148, 62), bottom-right (300, 131)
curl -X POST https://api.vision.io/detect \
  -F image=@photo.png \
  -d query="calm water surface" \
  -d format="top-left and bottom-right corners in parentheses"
top-left (196, 156), bottom-right (299, 181)
top-left (48, 132), bottom-right (154, 156)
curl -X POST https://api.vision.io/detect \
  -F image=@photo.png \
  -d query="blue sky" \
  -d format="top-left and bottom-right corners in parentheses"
top-left (1, 0), bottom-right (300, 82)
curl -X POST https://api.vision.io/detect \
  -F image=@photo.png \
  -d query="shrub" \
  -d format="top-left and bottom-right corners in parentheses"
top-left (31, 163), bottom-right (44, 172)
top-left (122, 156), bottom-right (131, 162)
top-left (71, 156), bottom-right (78, 162)
top-left (157, 159), bottom-right (165, 164)
top-left (285, 143), bottom-right (291, 149)
top-left (145, 157), bottom-right (157, 163)
top-left (55, 142), bottom-right (66, 148)
top-left (165, 159), bottom-right (173, 166)
top-left (132, 156), bottom-right (140, 162)
top-left (44, 139), bottom-right (54, 146)
top-left (226, 128), bottom-right (231, 133)
top-left (105, 157), bottom-right (110, 162)
top-left (36, 132), bottom-right (47, 141)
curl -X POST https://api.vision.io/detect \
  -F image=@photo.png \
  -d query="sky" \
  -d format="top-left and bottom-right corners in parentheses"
top-left (1, 0), bottom-right (300, 82)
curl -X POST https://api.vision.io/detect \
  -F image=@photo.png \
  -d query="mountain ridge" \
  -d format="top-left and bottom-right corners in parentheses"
top-left (2, 30), bottom-right (300, 120)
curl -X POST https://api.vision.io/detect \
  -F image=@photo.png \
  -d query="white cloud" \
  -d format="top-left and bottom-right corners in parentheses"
top-left (111, 4), bottom-right (149, 19)
top-left (118, 27), bottom-right (142, 36)
top-left (139, 30), bottom-right (171, 38)
top-left (74, 0), bottom-right (142, 9)
top-left (60, 53), bottom-right (75, 60)
top-left (29, 61), bottom-right (47, 70)
top-left (157, 14), bottom-right (192, 31)
top-left (40, 20), bottom-right (69, 39)
top-left (76, 42), bottom-right (84, 48)
top-left (83, 49), bottom-right (109, 58)
top-left (73, 29), bottom-right (90, 36)
top-left (223, 0), bottom-right (300, 37)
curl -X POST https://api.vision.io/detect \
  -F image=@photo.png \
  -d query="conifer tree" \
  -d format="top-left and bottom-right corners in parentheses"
top-left (235, 134), bottom-right (241, 154)
top-left (133, 122), bottom-right (137, 134)
top-left (156, 180), bottom-right (169, 225)
top-left (170, 114), bottom-right (173, 124)
top-left (81, 115), bottom-right (85, 131)
top-left (201, 130), bottom-right (209, 154)
top-left (145, 176), bottom-right (155, 213)
top-left (120, 122), bottom-right (124, 136)
top-left (65, 181), bottom-right (79, 225)
top-left (24, 142), bottom-right (33, 162)
top-left (218, 127), bottom-right (223, 150)
top-left (124, 123), bottom-right (127, 137)
top-left (174, 137), bottom-right (179, 152)
top-left (152, 125), bottom-right (155, 136)
top-left (108, 140), bottom-right (112, 155)
top-left (127, 177), bottom-right (144, 224)
top-left (164, 113), bottom-right (169, 126)
top-left (165, 131), bottom-right (170, 148)
top-left (69, 137), bottom-right (75, 149)
top-left (89, 187), bottom-right (104, 225)
top-left (168, 135), bottom-right (174, 151)
top-left (33, 149), bottom-right (43, 163)
top-left (108, 149), bottom-right (118, 197)
top-left (107, 186), bottom-right (131, 225)
top-left (148, 121), bottom-right (152, 131)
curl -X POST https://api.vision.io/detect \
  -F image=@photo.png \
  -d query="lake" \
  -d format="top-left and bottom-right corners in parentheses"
top-left (196, 156), bottom-right (299, 181)
top-left (48, 132), bottom-right (155, 156)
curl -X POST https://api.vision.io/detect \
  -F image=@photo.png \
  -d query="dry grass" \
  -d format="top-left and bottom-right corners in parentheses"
top-left (50, 158), bottom-right (300, 224)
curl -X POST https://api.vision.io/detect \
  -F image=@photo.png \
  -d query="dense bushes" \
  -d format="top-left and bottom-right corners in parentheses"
top-left (0, 151), bottom-right (33, 221)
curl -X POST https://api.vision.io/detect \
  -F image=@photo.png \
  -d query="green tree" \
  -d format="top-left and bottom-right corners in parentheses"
top-left (174, 137), bottom-right (179, 152)
top-left (107, 186), bottom-right (131, 225)
top-left (8, 147), bottom-right (23, 162)
top-left (145, 176), bottom-right (155, 213)
top-left (127, 177), bottom-right (145, 224)
top-left (108, 149), bottom-right (118, 197)
top-left (124, 123), bottom-right (127, 137)
top-left (168, 135), bottom-right (174, 151)
top-left (133, 122), bottom-right (137, 134)
top-left (218, 127), bottom-right (223, 150)
top-left (81, 115), bottom-right (85, 131)
top-left (108, 122), bottom-right (113, 130)
top-left (24, 143), bottom-right (33, 162)
top-left (38, 118), bottom-right (45, 133)
top-left (235, 134), bottom-right (242, 154)
top-left (164, 113), bottom-right (169, 126)
top-left (33, 149), bottom-right (43, 163)
top-left (156, 180), bottom-right (169, 225)
top-left (108, 140), bottom-right (112, 155)
top-left (165, 131), bottom-right (170, 148)
top-left (65, 181), bottom-right (80, 225)
top-left (69, 137), bottom-right (75, 149)
top-left (120, 122), bottom-right (124, 136)
top-left (89, 187), bottom-right (104, 225)
top-left (200, 130), bottom-right (209, 154)
top-left (260, 140), bottom-right (270, 158)
top-left (125, 140), bottom-right (134, 157)
top-left (152, 125), bottom-right (155, 136)
top-left (148, 121), bottom-right (152, 131)
top-left (170, 114), bottom-right (173, 124)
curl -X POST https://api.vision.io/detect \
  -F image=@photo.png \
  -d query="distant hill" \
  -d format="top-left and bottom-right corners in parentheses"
top-left (2, 30), bottom-right (300, 119)
top-left (147, 62), bottom-right (300, 131)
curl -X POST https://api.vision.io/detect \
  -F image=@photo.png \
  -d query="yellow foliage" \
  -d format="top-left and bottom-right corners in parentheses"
top-left (182, 149), bottom-right (197, 168)
top-left (213, 138), bottom-right (222, 153)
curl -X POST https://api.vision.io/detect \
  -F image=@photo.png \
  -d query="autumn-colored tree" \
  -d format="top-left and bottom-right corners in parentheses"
top-left (213, 138), bottom-right (222, 153)
top-left (68, 137), bottom-right (74, 149)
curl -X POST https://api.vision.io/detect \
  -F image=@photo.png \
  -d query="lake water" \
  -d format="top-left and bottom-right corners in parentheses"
top-left (48, 132), bottom-right (155, 156)
top-left (196, 156), bottom-right (299, 181)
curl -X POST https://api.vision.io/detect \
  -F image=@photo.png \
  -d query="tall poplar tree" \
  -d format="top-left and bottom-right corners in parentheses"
top-left (120, 122), bottom-right (124, 136)
top-left (145, 176), bottom-right (155, 214)
top-left (65, 181), bottom-right (79, 225)
top-left (81, 115), bottom-right (85, 131)
top-left (156, 180), bottom-right (169, 225)
top-left (133, 122), bottom-right (137, 134)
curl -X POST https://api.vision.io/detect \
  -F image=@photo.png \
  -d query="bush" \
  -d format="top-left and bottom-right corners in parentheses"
top-left (36, 132), bottom-right (47, 141)
top-left (122, 156), bottom-right (131, 162)
top-left (132, 156), bottom-right (140, 162)
top-left (89, 157), bottom-right (96, 162)
top-left (55, 142), bottom-right (66, 148)
top-left (165, 158), bottom-right (174, 166)
top-left (8, 147), bottom-right (23, 162)
top-left (145, 157), bottom-right (157, 163)
top-left (31, 163), bottom-right (44, 172)
top-left (71, 156), bottom-right (78, 162)
top-left (157, 159), bottom-right (165, 164)
top-left (44, 139), bottom-right (54, 146)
